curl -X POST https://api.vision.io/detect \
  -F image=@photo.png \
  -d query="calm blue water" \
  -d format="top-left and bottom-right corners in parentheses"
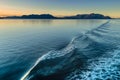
top-left (0, 19), bottom-right (120, 80)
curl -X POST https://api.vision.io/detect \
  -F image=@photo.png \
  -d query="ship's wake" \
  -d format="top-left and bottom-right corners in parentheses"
top-left (21, 20), bottom-right (120, 80)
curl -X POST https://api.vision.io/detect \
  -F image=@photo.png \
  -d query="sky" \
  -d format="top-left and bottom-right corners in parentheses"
top-left (0, 0), bottom-right (120, 18)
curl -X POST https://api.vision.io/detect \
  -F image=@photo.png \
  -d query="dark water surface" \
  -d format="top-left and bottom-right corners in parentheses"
top-left (0, 19), bottom-right (120, 80)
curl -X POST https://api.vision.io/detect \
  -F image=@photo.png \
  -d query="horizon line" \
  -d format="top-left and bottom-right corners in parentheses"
top-left (0, 13), bottom-right (119, 18)
top-left (0, 13), bottom-right (120, 19)
top-left (0, 13), bottom-right (111, 17)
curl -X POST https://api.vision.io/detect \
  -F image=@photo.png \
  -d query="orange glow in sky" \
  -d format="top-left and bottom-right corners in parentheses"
top-left (0, 0), bottom-right (120, 18)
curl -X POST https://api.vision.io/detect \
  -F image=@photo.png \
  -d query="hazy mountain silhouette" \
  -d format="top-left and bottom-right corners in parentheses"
top-left (1, 13), bottom-right (111, 19)
top-left (0, 17), bottom-right (3, 19)
top-left (4, 14), bottom-right (56, 19)
top-left (63, 13), bottom-right (111, 19)
top-left (21, 14), bottom-right (56, 19)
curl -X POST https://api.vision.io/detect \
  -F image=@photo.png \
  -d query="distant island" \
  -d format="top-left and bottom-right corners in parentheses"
top-left (0, 13), bottom-right (111, 19)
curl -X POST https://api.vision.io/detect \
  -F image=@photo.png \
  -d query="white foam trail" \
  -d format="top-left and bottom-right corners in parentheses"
top-left (21, 21), bottom-right (110, 80)
top-left (20, 44), bottom-right (75, 80)
top-left (20, 55), bottom-right (46, 80)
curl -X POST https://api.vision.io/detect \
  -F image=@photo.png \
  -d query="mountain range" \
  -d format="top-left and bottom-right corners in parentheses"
top-left (0, 13), bottom-right (111, 19)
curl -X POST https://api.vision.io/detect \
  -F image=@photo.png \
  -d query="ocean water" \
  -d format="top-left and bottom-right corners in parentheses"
top-left (0, 19), bottom-right (120, 80)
